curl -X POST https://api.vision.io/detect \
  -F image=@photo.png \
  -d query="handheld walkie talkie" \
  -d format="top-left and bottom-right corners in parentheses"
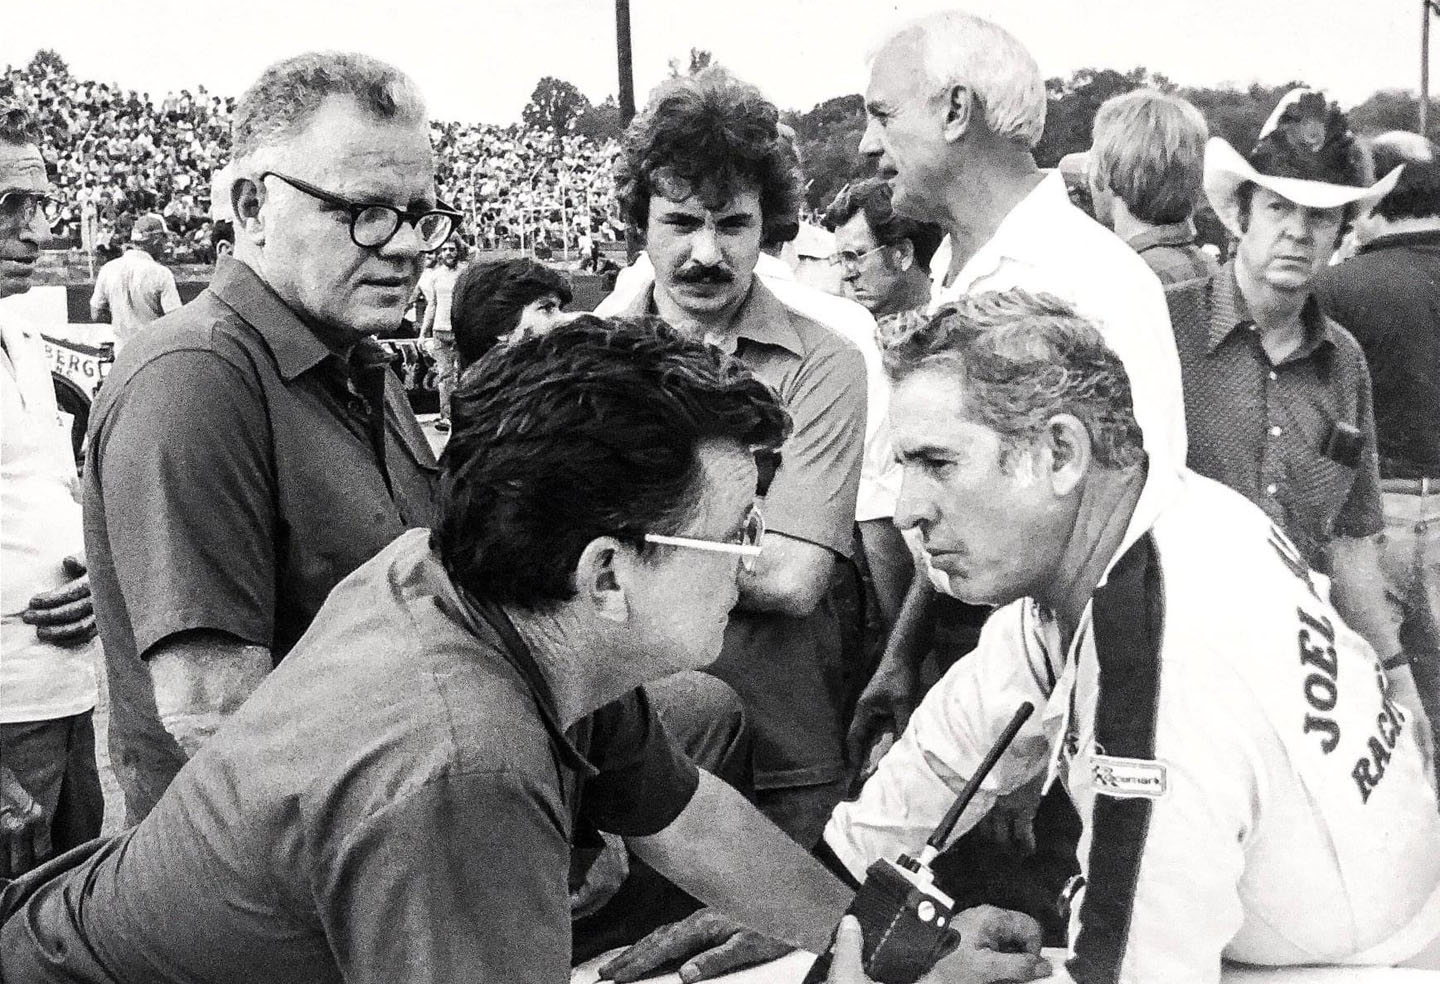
top-left (801, 702), bottom-right (1036, 984)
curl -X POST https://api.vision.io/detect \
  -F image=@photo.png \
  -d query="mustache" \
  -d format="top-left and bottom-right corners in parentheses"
top-left (673, 264), bottom-right (734, 286)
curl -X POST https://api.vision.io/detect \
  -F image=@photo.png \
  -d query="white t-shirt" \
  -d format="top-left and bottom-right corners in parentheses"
top-left (421, 263), bottom-right (464, 338)
top-left (1, 317), bottom-right (98, 723)
top-left (603, 252), bottom-right (900, 521)
top-left (827, 469), bottom-right (1440, 983)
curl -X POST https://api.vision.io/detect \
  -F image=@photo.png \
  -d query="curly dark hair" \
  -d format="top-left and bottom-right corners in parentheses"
top-left (615, 68), bottom-right (802, 245)
top-left (1370, 137), bottom-right (1440, 222)
top-left (882, 289), bottom-right (1144, 471)
top-left (433, 314), bottom-right (791, 610)
top-left (824, 177), bottom-right (945, 271)
top-left (451, 259), bottom-right (573, 368)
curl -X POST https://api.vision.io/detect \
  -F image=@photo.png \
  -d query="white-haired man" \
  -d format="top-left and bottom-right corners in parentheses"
top-left (83, 53), bottom-right (457, 823)
top-left (849, 9), bottom-right (1187, 796)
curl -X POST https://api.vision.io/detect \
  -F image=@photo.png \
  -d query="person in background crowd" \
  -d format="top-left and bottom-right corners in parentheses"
top-left (1315, 131), bottom-right (1440, 771)
top-left (605, 290), bottom-right (1440, 984)
top-left (596, 67), bottom-right (868, 846)
top-left (0, 105), bottom-right (103, 881)
top-left (451, 256), bottom-right (571, 369)
top-left (209, 217), bottom-right (233, 262)
top-left (824, 176), bottom-right (942, 319)
top-left (1087, 88), bottom-right (1218, 287)
top-left (82, 52), bottom-right (453, 824)
top-left (88, 212), bottom-right (181, 349)
top-left (1, 315), bottom-right (1044, 984)
top-left (1173, 89), bottom-right (1431, 753)
top-left (419, 237), bottom-right (464, 430)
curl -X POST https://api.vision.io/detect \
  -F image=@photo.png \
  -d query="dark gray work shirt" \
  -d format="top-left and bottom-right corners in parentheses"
top-left (0, 530), bottom-right (700, 984)
top-left (82, 257), bottom-right (439, 820)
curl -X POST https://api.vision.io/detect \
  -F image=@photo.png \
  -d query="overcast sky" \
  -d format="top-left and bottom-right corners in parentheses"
top-left (2, 0), bottom-right (1433, 123)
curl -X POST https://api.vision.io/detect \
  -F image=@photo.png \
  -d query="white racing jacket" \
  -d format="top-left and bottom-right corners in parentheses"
top-left (825, 470), bottom-right (1440, 984)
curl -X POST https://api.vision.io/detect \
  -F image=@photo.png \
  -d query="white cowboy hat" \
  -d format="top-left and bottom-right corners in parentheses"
top-left (1203, 89), bottom-right (1403, 236)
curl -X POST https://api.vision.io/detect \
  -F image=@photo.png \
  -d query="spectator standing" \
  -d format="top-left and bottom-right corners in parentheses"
top-left (0, 106), bottom-right (102, 879)
top-left (88, 213), bottom-right (181, 349)
top-left (1315, 132), bottom-right (1440, 769)
top-left (419, 237), bottom-right (463, 430)
top-left (82, 52), bottom-right (454, 823)
top-left (1174, 90), bottom-right (1428, 739)
top-left (450, 258), bottom-right (571, 369)
top-left (824, 176), bottom-right (941, 319)
top-left (1087, 88), bottom-right (1218, 287)
top-left (597, 68), bottom-right (868, 845)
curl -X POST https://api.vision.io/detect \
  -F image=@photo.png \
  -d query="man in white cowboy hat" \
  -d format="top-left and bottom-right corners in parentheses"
top-left (1169, 89), bottom-right (1432, 753)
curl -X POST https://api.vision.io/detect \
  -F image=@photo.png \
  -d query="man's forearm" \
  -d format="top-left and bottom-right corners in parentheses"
top-left (148, 631), bottom-right (272, 758)
top-left (1327, 535), bottom-right (1402, 665)
top-left (630, 771), bottom-right (851, 953)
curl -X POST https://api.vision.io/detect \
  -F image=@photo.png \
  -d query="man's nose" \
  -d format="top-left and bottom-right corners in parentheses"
top-left (892, 469), bottom-right (936, 533)
top-left (380, 218), bottom-right (426, 261)
top-left (858, 119), bottom-right (883, 159)
top-left (690, 226), bottom-right (722, 266)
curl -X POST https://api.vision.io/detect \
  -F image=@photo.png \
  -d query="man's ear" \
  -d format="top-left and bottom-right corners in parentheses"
top-left (893, 238), bottom-right (916, 272)
top-left (941, 84), bottom-right (974, 143)
top-left (231, 176), bottom-right (265, 247)
top-left (1042, 414), bottom-right (1092, 496)
top-left (576, 537), bottom-right (631, 624)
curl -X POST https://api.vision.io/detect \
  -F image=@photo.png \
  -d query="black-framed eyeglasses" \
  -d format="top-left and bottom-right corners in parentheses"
top-left (0, 190), bottom-right (55, 227)
top-left (259, 171), bottom-right (461, 252)
top-left (827, 244), bottom-right (888, 271)
top-left (643, 504), bottom-right (766, 573)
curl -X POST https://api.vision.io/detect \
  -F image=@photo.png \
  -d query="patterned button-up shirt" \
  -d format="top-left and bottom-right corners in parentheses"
top-left (1167, 262), bottom-right (1383, 570)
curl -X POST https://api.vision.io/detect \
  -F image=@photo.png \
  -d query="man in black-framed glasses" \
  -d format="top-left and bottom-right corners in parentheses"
top-left (80, 52), bottom-right (446, 825)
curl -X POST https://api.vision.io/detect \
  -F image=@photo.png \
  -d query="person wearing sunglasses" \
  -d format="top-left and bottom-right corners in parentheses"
top-left (80, 52), bottom-right (454, 825)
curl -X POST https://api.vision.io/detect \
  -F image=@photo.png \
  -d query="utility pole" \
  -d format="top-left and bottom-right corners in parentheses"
top-left (1424, 0), bottom-right (1439, 136)
top-left (616, 0), bottom-right (635, 125)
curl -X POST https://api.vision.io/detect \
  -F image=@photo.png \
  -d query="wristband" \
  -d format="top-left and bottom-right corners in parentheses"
top-left (1382, 653), bottom-right (1416, 671)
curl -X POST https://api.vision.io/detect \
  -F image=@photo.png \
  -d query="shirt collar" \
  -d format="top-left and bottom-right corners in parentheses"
top-left (935, 171), bottom-right (1070, 294)
top-left (1207, 261), bottom-right (1337, 359)
top-left (1125, 219), bottom-right (1198, 254)
top-left (1357, 227), bottom-right (1440, 254)
top-left (207, 256), bottom-right (341, 382)
top-left (618, 275), bottom-right (805, 358)
top-left (450, 583), bottom-right (598, 779)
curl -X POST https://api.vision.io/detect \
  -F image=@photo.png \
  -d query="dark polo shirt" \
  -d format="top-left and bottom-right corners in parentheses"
top-left (1315, 229), bottom-right (1440, 478)
top-left (82, 257), bottom-right (439, 821)
top-left (611, 280), bottom-right (867, 791)
top-left (1125, 218), bottom-right (1218, 288)
top-left (1168, 262), bottom-right (1383, 569)
top-left (0, 530), bottom-right (699, 984)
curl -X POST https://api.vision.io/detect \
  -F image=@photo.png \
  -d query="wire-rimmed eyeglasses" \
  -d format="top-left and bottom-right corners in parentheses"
top-left (643, 505), bottom-right (765, 572)
top-left (259, 171), bottom-right (461, 252)
top-left (0, 190), bottom-right (54, 227)
top-left (827, 243), bottom-right (888, 272)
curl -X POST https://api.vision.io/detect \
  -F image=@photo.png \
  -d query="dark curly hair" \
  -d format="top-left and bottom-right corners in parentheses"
top-left (451, 258), bottom-right (573, 368)
top-left (433, 314), bottom-right (791, 610)
top-left (616, 68), bottom-right (802, 245)
top-left (825, 177), bottom-right (945, 271)
top-left (1369, 135), bottom-right (1440, 222)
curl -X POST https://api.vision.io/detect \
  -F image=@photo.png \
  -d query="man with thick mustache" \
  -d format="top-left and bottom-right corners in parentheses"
top-left (597, 68), bottom-right (868, 846)
top-left (82, 52), bottom-right (455, 822)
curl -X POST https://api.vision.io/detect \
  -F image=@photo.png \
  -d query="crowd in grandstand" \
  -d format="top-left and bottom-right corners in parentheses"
top-left (0, 58), bottom-right (623, 264)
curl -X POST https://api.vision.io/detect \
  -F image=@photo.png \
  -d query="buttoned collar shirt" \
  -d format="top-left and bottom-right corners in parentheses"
top-left (1170, 262), bottom-right (1383, 569)
top-left (83, 256), bottom-right (439, 821)
top-left (928, 170), bottom-right (1187, 481)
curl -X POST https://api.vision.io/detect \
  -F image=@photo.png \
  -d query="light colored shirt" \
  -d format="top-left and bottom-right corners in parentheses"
top-left (421, 263), bottom-right (464, 338)
top-left (90, 248), bottom-right (182, 349)
top-left (0, 316), bottom-right (97, 723)
top-left (930, 171), bottom-right (1187, 479)
top-left (827, 468), bottom-right (1440, 982)
top-left (604, 252), bottom-right (900, 520)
